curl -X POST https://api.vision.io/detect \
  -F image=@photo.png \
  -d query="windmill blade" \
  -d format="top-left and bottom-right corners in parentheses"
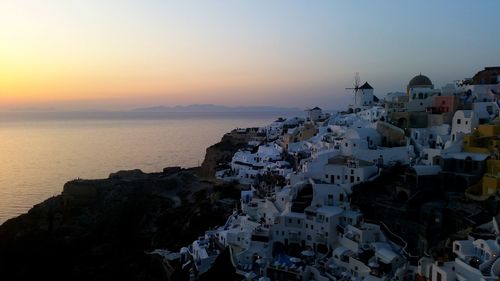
top-left (345, 72), bottom-right (361, 107)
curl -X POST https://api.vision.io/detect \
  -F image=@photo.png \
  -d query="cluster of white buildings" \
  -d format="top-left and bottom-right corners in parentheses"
top-left (221, 142), bottom-right (293, 185)
top-left (160, 67), bottom-right (500, 280)
top-left (417, 217), bottom-right (500, 281)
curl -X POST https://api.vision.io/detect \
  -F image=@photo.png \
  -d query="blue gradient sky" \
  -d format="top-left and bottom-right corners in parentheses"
top-left (1, 0), bottom-right (499, 110)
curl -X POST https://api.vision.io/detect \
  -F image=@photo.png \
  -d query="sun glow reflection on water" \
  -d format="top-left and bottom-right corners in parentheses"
top-left (0, 111), bottom-right (295, 224)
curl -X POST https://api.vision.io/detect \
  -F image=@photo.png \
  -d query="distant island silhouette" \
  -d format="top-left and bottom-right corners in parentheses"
top-left (134, 104), bottom-right (302, 112)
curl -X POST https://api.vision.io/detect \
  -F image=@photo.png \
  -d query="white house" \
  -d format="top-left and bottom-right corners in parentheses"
top-left (450, 110), bottom-right (479, 143)
top-left (266, 118), bottom-right (286, 140)
top-left (322, 155), bottom-right (379, 189)
top-left (306, 107), bottom-right (324, 121)
top-left (310, 182), bottom-right (349, 208)
top-left (473, 102), bottom-right (500, 124)
top-left (418, 236), bottom-right (500, 281)
top-left (329, 221), bottom-right (406, 280)
top-left (229, 142), bottom-right (287, 184)
top-left (357, 106), bottom-right (387, 122)
top-left (189, 235), bottom-right (221, 274)
top-left (303, 205), bottom-right (343, 251)
top-left (340, 127), bottom-right (382, 156)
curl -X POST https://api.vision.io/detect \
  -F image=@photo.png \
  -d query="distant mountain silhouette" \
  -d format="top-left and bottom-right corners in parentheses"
top-left (134, 104), bottom-right (301, 112)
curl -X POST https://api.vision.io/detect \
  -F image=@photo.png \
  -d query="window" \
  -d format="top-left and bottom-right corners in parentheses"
top-left (289, 219), bottom-right (292, 223)
top-left (457, 118), bottom-right (461, 124)
top-left (487, 106), bottom-right (493, 114)
top-left (357, 177), bottom-right (360, 181)
top-left (345, 143), bottom-right (348, 147)
top-left (465, 121), bottom-right (468, 125)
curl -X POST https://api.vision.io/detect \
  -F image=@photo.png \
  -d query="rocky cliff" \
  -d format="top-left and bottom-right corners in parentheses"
top-left (199, 128), bottom-right (261, 178)
top-left (0, 167), bottom-right (242, 281)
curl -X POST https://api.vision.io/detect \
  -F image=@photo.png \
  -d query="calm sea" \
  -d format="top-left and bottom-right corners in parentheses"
top-left (0, 111), bottom-right (299, 225)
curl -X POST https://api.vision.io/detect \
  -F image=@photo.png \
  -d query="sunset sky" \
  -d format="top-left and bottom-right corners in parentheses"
top-left (1, 0), bottom-right (499, 111)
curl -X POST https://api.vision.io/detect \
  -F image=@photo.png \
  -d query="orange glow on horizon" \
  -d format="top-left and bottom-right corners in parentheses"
top-left (0, 1), bottom-right (340, 110)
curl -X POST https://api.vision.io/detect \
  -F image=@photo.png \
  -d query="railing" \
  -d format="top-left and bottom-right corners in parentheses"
top-left (480, 254), bottom-right (500, 276)
top-left (364, 219), bottom-right (420, 263)
top-left (489, 254), bottom-right (500, 276)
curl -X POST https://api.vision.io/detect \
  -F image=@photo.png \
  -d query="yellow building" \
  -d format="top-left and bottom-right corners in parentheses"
top-left (464, 123), bottom-right (500, 196)
top-left (282, 122), bottom-right (318, 150)
top-left (464, 124), bottom-right (500, 154)
top-left (481, 159), bottom-right (500, 195)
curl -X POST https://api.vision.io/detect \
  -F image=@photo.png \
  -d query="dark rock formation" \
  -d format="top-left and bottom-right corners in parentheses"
top-left (0, 168), bottom-right (241, 281)
top-left (351, 164), bottom-right (498, 259)
top-left (199, 128), bottom-right (263, 178)
top-left (197, 247), bottom-right (238, 281)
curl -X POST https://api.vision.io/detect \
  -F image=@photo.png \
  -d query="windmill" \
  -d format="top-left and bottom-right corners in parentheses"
top-left (345, 72), bottom-right (362, 107)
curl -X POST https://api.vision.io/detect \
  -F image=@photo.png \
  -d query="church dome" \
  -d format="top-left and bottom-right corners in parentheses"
top-left (407, 74), bottom-right (433, 95)
top-left (408, 74), bottom-right (433, 87)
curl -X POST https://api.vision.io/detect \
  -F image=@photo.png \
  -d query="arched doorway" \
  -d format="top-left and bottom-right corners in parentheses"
top-left (397, 117), bottom-right (408, 129)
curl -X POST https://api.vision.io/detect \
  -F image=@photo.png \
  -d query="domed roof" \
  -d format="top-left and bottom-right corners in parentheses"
top-left (408, 74), bottom-right (433, 87)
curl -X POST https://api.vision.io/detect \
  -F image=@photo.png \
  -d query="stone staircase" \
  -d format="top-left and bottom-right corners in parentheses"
top-left (481, 255), bottom-right (500, 276)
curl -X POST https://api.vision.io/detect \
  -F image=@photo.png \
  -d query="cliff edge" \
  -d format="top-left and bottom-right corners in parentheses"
top-left (0, 168), bottom-right (241, 281)
top-left (199, 128), bottom-right (262, 178)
